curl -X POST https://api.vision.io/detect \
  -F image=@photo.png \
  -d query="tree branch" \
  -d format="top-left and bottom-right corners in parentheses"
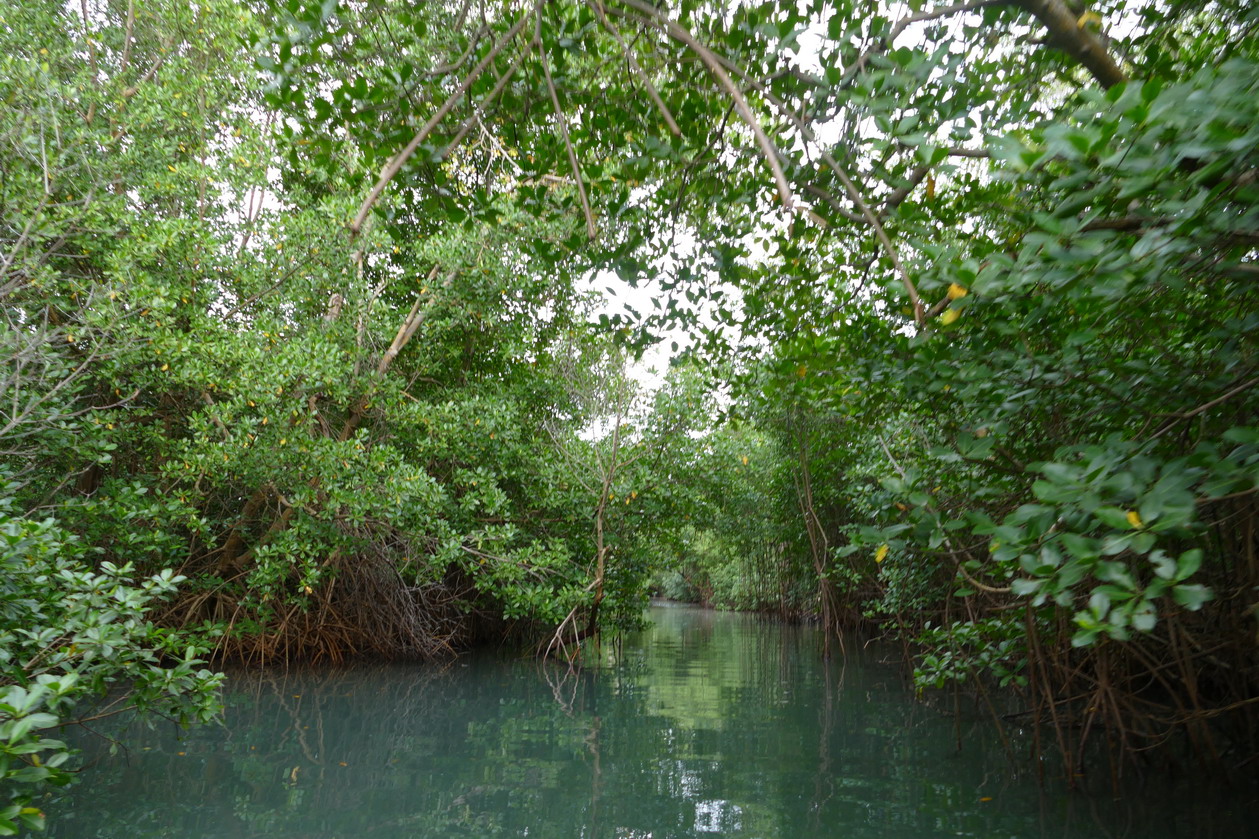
top-left (617, 0), bottom-right (795, 210)
top-left (1011, 0), bottom-right (1126, 89)
top-left (538, 14), bottom-right (598, 239)
top-left (350, 2), bottom-right (540, 237)
top-left (702, 52), bottom-right (926, 322)
top-left (590, 1), bottom-right (681, 137)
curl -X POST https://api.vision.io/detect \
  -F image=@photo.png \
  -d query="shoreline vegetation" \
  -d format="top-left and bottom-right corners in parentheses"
top-left (1, 0), bottom-right (1256, 830)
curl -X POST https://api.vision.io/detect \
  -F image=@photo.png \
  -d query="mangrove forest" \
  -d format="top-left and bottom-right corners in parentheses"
top-left (0, 0), bottom-right (1256, 834)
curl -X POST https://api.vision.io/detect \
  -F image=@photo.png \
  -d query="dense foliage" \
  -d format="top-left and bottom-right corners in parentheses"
top-left (1, 0), bottom-right (1257, 823)
top-left (0, 0), bottom-right (698, 821)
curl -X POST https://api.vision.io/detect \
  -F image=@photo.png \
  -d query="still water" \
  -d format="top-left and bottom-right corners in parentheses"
top-left (48, 604), bottom-right (1254, 838)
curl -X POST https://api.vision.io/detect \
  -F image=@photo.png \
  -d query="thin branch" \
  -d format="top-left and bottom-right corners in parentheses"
top-left (1150, 376), bottom-right (1259, 440)
top-left (846, 0), bottom-right (1004, 84)
top-left (422, 25), bottom-right (487, 77)
top-left (884, 163), bottom-right (931, 211)
top-left (703, 51), bottom-right (926, 322)
top-left (120, 52), bottom-right (168, 99)
top-left (804, 184), bottom-right (863, 224)
top-left (617, 0), bottom-right (795, 210)
top-left (589, 1), bottom-right (681, 137)
top-left (219, 248), bottom-right (321, 321)
top-left (119, 0), bottom-right (136, 74)
top-left (538, 15), bottom-right (597, 240)
top-left (823, 150), bottom-right (925, 322)
top-left (80, 0), bottom-right (100, 122)
top-left (351, 2), bottom-right (540, 237)
top-left (440, 37), bottom-right (538, 156)
top-left (200, 392), bottom-right (232, 440)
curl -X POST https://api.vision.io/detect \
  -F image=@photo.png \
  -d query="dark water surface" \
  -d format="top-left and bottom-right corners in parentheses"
top-left (48, 604), bottom-right (1255, 838)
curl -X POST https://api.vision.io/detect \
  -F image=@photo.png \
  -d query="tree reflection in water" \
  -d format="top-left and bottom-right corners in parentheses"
top-left (48, 605), bottom-right (1257, 839)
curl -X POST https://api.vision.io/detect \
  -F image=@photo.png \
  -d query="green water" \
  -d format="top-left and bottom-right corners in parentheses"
top-left (46, 604), bottom-right (1254, 838)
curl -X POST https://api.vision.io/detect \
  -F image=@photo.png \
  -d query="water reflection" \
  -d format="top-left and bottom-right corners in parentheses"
top-left (46, 603), bottom-right (1255, 838)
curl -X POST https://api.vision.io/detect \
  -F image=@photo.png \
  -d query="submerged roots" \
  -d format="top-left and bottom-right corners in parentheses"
top-left (164, 553), bottom-right (481, 667)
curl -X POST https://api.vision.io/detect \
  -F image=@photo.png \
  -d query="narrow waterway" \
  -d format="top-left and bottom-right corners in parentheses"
top-left (47, 603), bottom-right (1253, 838)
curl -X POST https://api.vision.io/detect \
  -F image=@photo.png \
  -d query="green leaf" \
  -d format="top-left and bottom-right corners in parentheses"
top-left (1172, 584), bottom-right (1212, 611)
top-left (1174, 549), bottom-right (1203, 582)
top-left (1011, 578), bottom-right (1041, 596)
top-left (1094, 507), bottom-right (1134, 530)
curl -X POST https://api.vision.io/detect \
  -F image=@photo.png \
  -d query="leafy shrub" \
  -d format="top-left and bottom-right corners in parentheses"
top-left (0, 495), bottom-right (222, 834)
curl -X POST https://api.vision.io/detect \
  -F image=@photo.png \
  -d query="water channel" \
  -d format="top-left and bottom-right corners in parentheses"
top-left (47, 603), bottom-right (1254, 838)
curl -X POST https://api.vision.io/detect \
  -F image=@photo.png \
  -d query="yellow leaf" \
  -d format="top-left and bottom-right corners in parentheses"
top-left (1126, 510), bottom-right (1143, 529)
top-left (160, 363), bottom-right (169, 371)
top-left (741, 455), bottom-right (749, 465)
top-left (796, 364), bottom-right (808, 377)
top-left (940, 308), bottom-right (960, 325)
top-left (947, 283), bottom-right (968, 300)
top-left (875, 544), bottom-right (889, 564)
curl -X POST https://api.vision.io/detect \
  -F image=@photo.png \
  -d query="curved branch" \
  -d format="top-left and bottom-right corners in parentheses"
top-left (707, 54), bottom-right (926, 322)
top-left (589, 1), bottom-right (681, 137)
top-left (538, 13), bottom-right (597, 239)
top-left (845, 0), bottom-right (1004, 85)
top-left (350, 2), bottom-right (540, 237)
top-left (1012, 0), bottom-right (1126, 89)
top-left (616, 0), bottom-right (795, 210)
